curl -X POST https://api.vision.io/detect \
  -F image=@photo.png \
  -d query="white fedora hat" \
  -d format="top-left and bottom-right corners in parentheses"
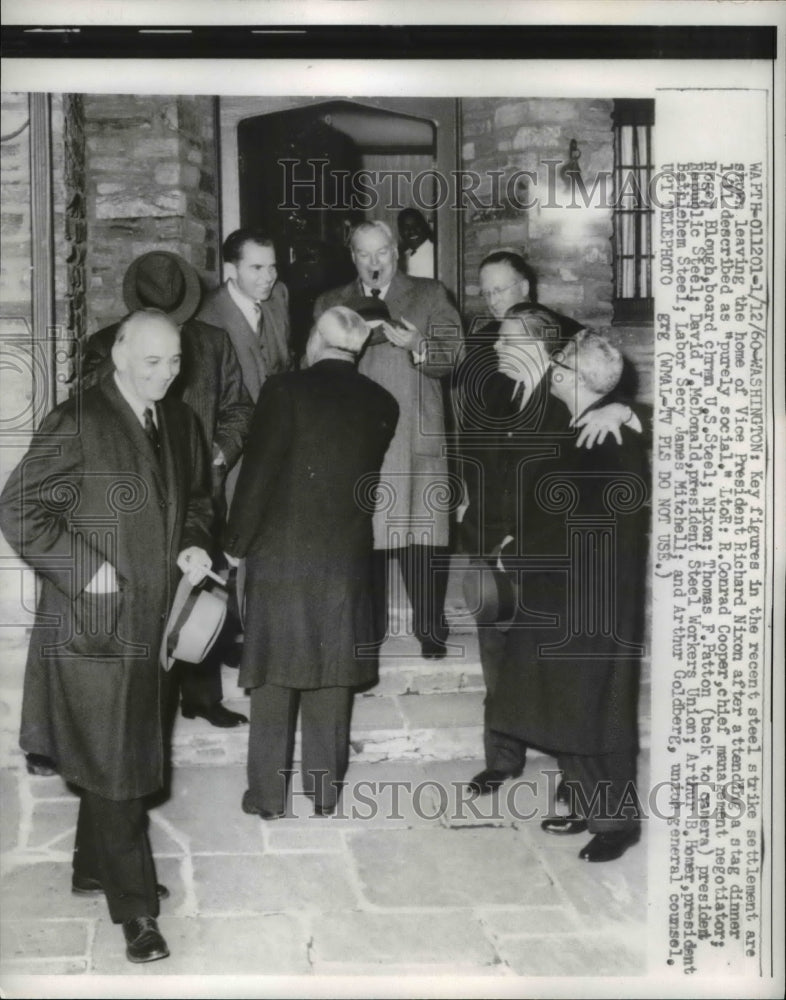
top-left (159, 575), bottom-right (228, 671)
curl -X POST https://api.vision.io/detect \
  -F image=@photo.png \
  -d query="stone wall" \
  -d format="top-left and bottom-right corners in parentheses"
top-left (461, 97), bottom-right (615, 329)
top-left (84, 94), bottom-right (220, 333)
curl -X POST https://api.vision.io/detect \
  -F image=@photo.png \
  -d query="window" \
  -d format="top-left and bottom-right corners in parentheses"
top-left (612, 99), bottom-right (654, 323)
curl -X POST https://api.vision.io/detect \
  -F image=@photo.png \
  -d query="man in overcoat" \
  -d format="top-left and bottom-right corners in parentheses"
top-left (82, 251), bottom-right (253, 728)
top-left (459, 304), bottom-right (649, 798)
top-left (0, 311), bottom-right (214, 962)
top-left (223, 306), bottom-right (398, 818)
top-left (314, 220), bottom-right (462, 659)
top-left (488, 330), bottom-right (650, 862)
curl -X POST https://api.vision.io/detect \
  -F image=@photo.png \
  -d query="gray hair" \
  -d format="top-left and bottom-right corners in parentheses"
top-left (570, 329), bottom-right (624, 395)
top-left (350, 220), bottom-right (396, 250)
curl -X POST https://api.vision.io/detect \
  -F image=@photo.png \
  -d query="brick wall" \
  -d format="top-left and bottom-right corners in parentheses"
top-left (84, 94), bottom-right (220, 333)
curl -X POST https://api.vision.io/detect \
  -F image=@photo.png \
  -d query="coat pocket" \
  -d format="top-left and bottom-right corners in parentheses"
top-left (61, 588), bottom-right (128, 658)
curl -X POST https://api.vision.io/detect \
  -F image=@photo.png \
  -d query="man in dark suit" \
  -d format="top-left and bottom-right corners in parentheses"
top-left (460, 303), bottom-right (647, 798)
top-left (489, 330), bottom-right (650, 862)
top-left (198, 228), bottom-right (292, 401)
top-left (82, 252), bottom-right (253, 728)
top-left (314, 221), bottom-right (462, 659)
top-left (0, 310), bottom-right (214, 962)
top-left (224, 307), bottom-right (398, 818)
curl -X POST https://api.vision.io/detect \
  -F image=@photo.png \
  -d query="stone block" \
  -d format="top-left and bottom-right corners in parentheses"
top-left (397, 691), bottom-right (484, 729)
top-left (351, 694), bottom-right (405, 732)
top-left (0, 918), bottom-right (89, 961)
top-left (193, 852), bottom-right (359, 913)
top-left (0, 771), bottom-right (20, 854)
top-left (153, 162), bottom-right (181, 186)
top-left (95, 191), bottom-right (187, 220)
top-left (26, 800), bottom-right (76, 851)
top-left (513, 126), bottom-right (564, 151)
top-left (131, 137), bottom-right (180, 159)
top-left (348, 827), bottom-right (558, 908)
top-left (479, 905), bottom-right (580, 936)
top-left (310, 910), bottom-right (497, 969)
top-left (0, 862), bottom-right (101, 919)
top-left (496, 931), bottom-right (645, 976)
top-left (151, 764), bottom-right (262, 854)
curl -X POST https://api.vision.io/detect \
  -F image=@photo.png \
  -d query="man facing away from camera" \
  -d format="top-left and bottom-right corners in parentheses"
top-left (223, 306), bottom-right (399, 819)
top-left (0, 310), bottom-right (214, 963)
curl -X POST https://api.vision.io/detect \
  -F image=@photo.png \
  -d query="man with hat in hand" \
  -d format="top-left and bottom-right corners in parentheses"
top-left (0, 310), bottom-right (214, 962)
top-left (314, 220), bottom-right (462, 660)
top-left (82, 250), bottom-right (253, 728)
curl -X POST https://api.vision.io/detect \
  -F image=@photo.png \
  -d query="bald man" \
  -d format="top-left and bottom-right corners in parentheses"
top-left (224, 307), bottom-right (398, 818)
top-left (0, 309), bottom-right (214, 963)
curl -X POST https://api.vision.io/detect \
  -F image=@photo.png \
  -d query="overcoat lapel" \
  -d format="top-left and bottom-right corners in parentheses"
top-left (99, 376), bottom-right (167, 495)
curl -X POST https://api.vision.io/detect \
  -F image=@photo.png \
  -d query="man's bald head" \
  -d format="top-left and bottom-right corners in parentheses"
top-left (112, 309), bottom-right (182, 407)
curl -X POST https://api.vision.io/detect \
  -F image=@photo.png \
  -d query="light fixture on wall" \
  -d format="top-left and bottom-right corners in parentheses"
top-left (560, 138), bottom-right (582, 188)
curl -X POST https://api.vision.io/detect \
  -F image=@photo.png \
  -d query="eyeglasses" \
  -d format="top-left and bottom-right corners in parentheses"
top-left (550, 356), bottom-right (576, 373)
top-left (480, 280), bottom-right (521, 300)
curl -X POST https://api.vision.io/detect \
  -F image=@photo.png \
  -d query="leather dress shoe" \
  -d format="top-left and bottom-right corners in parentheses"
top-left (579, 828), bottom-right (640, 862)
top-left (467, 766), bottom-right (523, 796)
top-left (540, 815), bottom-right (588, 835)
top-left (123, 915), bottom-right (169, 963)
top-left (72, 875), bottom-right (169, 900)
top-left (182, 702), bottom-right (248, 727)
top-left (241, 790), bottom-right (284, 820)
top-left (25, 752), bottom-right (57, 776)
top-left (314, 804), bottom-right (337, 817)
top-left (421, 638), bottom-right (447, 660)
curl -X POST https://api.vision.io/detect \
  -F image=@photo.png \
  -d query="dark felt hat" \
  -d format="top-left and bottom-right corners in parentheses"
top-left (462, 558), bottom-right (517, 629)
top-left (123, 251), bottom-right (202, 325)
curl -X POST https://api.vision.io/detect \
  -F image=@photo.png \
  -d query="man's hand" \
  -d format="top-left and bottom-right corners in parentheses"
top-left (572, 403), bottom-right (640, 449)
top-left (84, 561), bottom-right (118, 594)
top-left (382, 316), bottom-right (422, 353)
top-left (177, 547), bottom-right (213, 585)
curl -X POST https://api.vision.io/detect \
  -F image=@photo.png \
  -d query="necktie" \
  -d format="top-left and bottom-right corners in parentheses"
top-left (143, 406), bottom-right (161, 461)
top-left (254, 301), bottom-right (265, 338)
top-left (370, 288), bottom-right (381, 298)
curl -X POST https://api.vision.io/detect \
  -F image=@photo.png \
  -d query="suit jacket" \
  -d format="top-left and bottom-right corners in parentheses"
top-left (198, 282), bottom-right (292, 403)
top-left (224, 359), bottom-right (398, 690)
top-left (314, 272), bottom-right (463, 548)
top-left (82, 318), bottom-right (253, 472)
top-left (0, 375), bottom-right (213, 799)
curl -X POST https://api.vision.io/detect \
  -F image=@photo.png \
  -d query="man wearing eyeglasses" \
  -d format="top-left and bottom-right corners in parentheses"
top-left (460, 302), bottom-right (647, 799)
top-left (488, 330), bottom-right (649, 863)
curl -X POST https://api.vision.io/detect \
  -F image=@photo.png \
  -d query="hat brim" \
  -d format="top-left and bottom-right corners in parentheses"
top-left (159, 574), bottom-right (228, 670)
top-left (462, 560), bottom-right (517, 629)
top-left (123, 251), bottom-right (202, 326)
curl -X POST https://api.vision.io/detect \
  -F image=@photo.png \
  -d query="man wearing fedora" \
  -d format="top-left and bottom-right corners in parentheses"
top-left (0, 310), bottom-right (214, 962)
top-left (224, 306), bottom-right (398, 818)
top-left (82, 250), bottom-right (253, 729)
top-left (314, 220), bottom-right (462, 660)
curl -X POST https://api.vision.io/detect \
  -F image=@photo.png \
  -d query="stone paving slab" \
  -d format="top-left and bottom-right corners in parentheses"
top-left (495, 930), bottom-right (646, 977)
top-left (309, 910), bottom-right (498, 970)
top-left (347, 827), bottom-right (559, 909)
